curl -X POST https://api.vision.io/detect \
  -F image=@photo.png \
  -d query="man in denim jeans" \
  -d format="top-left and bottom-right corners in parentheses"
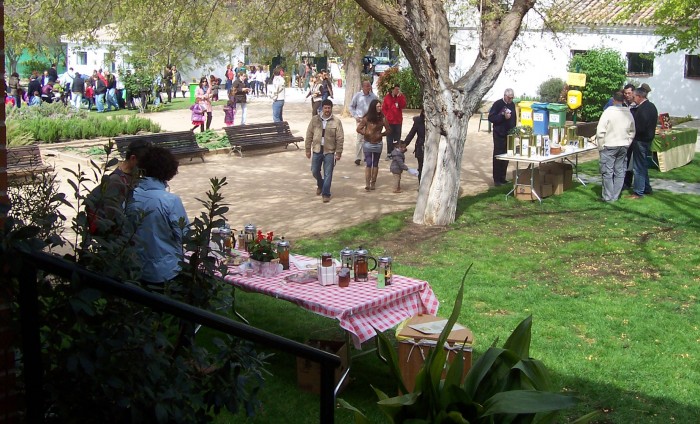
top-left (628, 88), bottom-right (658, 199)
top-left (305, 99), bottom-right (345, 203)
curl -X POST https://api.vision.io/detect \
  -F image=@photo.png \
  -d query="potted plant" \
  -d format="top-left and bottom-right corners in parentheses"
top-left (340, 271), bottom-right (597, 423)
top-left (247, 231), bottom-right (280, 276)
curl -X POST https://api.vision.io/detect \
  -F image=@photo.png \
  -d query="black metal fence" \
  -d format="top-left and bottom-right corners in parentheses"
top-left (16, 250), bottom-right (341, 423)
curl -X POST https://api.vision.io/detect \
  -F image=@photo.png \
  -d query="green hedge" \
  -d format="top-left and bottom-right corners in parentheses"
top-left (376, 67), bottom-right (423, 109)
top-left (6, 102), bottom-right (161, 144)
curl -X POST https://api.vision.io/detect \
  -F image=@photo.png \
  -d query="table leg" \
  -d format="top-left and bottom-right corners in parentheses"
top-left (229, 286), bottom-right (250, 325)
top-left (505, 161), bottom-right (518, 200)
top-left (530, 165), bottom-right (542, 203)
top-left (564, 155), bottom-right (586, 186)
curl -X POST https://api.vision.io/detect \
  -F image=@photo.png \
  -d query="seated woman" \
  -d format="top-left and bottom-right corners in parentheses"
top-left (41, 82), bottom-right (55, 103)
top-left (127, 146), bottom-right (190, 286)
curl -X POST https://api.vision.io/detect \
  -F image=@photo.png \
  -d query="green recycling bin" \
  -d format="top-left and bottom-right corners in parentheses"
top-left (547, 103), bottom-right (567, 128)
top-left (189, 83), bottom-right (199, 104)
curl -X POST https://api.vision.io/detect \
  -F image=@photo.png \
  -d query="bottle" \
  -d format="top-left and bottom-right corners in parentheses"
top-left (237, 231), bottom-right (246, 252)
top-left (377, 256), bottom-right (392, 288)
top-left (276, 238), bottom-right (290, 270)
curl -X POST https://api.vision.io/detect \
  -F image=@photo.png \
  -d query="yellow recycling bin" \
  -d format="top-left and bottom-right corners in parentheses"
top-left (518, 101), bottom-right (534, 128)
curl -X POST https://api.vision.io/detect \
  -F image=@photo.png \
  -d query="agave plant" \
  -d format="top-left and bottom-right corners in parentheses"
top-left (340, 271), bottom-right (597, 424)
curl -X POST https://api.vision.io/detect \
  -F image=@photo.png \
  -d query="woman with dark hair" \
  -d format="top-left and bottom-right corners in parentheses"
top-left (404, 109), bottom-right (425, 182)
top-left (128, 147), bottom-right (189, 286)
top-left (195, 76), bottom-right (213, 130)
top-left (356, 99), bottom-right (389, 191)
top-left (270, 67), bottom-right (285, 122)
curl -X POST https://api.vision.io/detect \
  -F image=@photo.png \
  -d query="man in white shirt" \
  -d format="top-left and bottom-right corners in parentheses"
top-left (596, 91), bottom-right (635, 202)
top-left (348, 80), bottom-right (378, 165)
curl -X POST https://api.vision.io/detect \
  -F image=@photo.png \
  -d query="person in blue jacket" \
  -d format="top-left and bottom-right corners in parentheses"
top-left (128, 146), bottom-right (190, 286)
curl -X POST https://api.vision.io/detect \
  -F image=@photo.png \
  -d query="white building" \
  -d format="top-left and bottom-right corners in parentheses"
top-left (60, 24), bottom-right (246, 83)
top-left (449, 2), bottom-right (700, 118)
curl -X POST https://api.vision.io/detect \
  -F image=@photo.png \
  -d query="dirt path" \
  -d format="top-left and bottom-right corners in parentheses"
top-left (45, 98), bottom-right (498, 242)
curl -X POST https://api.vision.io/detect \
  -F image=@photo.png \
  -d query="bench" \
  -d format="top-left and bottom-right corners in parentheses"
top-left (7, 145), bottom-right (54, 181)
top-left (114, 131), bottom-right (208, 162)
top-left (224, 122), bottom-right (303, 157)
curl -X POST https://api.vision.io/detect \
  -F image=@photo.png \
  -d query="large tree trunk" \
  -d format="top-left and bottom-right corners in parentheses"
top-left (354, 0), bottom-right (535, 225)
top-left (341, 51), bottom-right (364, 117)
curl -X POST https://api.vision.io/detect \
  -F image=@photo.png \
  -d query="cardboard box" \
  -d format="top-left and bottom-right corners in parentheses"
top-left (515, 184), bottom-right (551, 201)
top-left (544, 173), bottom-right (564, 195)
top-left (397, 315), bottom-right (474, 393)
top-left (296, 339), bottom-right (348, 394)
top-left (512, 168), bottom-right (541, 186)
top-left (563, 169), bottom-right (574, 190)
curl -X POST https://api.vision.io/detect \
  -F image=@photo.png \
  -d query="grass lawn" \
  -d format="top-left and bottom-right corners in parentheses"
top-left (577, 153), bottom-right (700, 184)
top-left (109, 96), bottom-right (227, 117)
top-left (206, 172), bottom-right (700, 423)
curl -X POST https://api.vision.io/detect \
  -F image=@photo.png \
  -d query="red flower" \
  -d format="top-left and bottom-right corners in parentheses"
top-left (266, 231), bottom-right (274, 241)
top-left (257, 230), bottom-right (264, 242)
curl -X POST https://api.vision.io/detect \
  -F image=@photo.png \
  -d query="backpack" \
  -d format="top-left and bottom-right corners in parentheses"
top-left (86, 170), bottom-right (131, 235)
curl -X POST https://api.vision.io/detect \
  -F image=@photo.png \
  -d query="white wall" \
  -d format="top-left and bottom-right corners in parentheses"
top-left (450, 26), bottom-right (700, 118)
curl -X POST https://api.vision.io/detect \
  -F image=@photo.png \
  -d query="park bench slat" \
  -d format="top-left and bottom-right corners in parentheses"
top-left (7, 145), bottom-right (54, 182)
top-left (114, 131), bottom-right (207, 163)
top-left (224, 121), bottom-right (303, 157)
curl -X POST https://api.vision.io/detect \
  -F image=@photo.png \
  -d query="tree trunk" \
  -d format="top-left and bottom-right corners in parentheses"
top-left (354, 0), bottom-right (535, 226)
top-left (341, 51), bottom-right (364, 117)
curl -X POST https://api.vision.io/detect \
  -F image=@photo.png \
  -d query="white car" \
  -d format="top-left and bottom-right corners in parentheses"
top-left (373, 57), bottom-right (393, 75)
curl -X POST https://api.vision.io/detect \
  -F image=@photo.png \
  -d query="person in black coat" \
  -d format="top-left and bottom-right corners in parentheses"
top-left (404, 109), bottom-right (425, 182)
top-left (488, 88), bottom-right (517, 186)
top-left (629, 88), bottom-right (658, 199)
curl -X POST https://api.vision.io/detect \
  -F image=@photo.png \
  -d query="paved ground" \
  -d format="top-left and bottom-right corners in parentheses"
top-left (43, 92), bottom-right (699, 242)
top-left (45, 90), bottom-right (498, 240)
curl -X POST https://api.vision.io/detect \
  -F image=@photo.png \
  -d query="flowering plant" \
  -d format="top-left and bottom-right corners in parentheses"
top-left (248, 231), bottom-right (278, 262)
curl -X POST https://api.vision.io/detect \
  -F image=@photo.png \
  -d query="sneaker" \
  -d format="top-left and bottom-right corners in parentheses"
top-left (322, 196), bottom-right (331, 203)
top-left (354, 159), bottom-right (361, 166)
top-left (627, 194), bottom-right (643, 200)
top-left (316, 188), bottom-right (322, 196)
top-left (384, 156), bottom-right (392, 161)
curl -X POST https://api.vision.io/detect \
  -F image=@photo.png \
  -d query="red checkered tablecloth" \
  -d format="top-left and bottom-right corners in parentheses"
top-left (222, 254), bottom-right (439, 348)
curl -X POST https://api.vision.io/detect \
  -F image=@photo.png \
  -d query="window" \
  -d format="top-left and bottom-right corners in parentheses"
top-left (627, 52), bottom-right (654, 76)
top-left (570, 50), bottom-right (588, 58)
top-left (685, 55), bottom-right (700, 78)
top-left (449, 45), bottom-right (456, 65)
top-left (76, 51), bottom-right (87, 65)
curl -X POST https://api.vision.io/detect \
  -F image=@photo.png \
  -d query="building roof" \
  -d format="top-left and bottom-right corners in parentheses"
top-left (553, 0), bottom-right (656, 27)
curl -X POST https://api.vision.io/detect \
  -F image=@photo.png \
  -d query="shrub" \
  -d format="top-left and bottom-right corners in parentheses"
top-left (567, 49), bottom-right (626, 121)
top-left (537, 78), bottom-right (565, 103)
top-left (377, 67), bottom-right (423, 109)
top-left (7, 103), bottom-right (161, 143)
top-left (4, 160), bottom-right (269, 422)
top-left (19, 58), bottom-right (51, 78)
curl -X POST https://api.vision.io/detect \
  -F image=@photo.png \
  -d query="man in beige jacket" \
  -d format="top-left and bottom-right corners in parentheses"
top-left (596, 91), bottom-right (635, 202)
top-left (305, 99), bottom-right (344, 203)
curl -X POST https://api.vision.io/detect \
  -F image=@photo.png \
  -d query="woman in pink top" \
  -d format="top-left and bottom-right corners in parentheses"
top-left (195, 76), bottom-right (213, 130)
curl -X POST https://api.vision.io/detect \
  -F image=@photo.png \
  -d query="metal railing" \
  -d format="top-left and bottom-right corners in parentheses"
top-left (16, 249), bottom-right (341, 423)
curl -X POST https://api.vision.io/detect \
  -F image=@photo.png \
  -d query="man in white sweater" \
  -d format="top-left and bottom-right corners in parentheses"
top-left (596, 91), bottom-right (636, 202)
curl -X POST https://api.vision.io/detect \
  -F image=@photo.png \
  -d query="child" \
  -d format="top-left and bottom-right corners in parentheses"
top-left (84, 85), bottom-right (94, 111)
top-left (223, 99), bottom-right (236, 126)
top-left (181, 82), bottom-right (187, 98)
top-left (389, 141), bottom-right (409, 193)
top-left (29, 91), bottom-right (42, 106)
top-left (190, 100), bottom-right (206, 132)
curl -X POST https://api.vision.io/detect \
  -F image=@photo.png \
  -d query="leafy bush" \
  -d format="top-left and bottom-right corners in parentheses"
top-left (537, 78), bottom-right (565, 103)
top-left (6, 103), bottom-right (161, 143)
top-left (4, 158), bottom-right (269, 422)
top-left (341, 273), bottom-right (595, 424)
top-left (19, 58), bottom-right (51, 78)
top-left (377, 67), bottom-right (423, 109)
top-left (195, 130), bottom-right (229, 150)
top-left (567, 49), bottom-right (626, 122)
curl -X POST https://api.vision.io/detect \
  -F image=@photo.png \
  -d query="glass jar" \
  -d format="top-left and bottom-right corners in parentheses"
top-left (276, 238), bottom-right (290, 270)
top-left (377, 256), bottom-right (393, 287)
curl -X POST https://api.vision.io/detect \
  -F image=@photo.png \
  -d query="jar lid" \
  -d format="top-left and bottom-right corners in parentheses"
top-left (379, 256), bottom-right (392, 264)
top-left (354, 247), bottom-right (368, 256)
top-left (276, 238), bottom-right (290, 248)
top-left (244, 223), bottom-right (256, 232)
top-left (340, 247), bottom-right (354, 256)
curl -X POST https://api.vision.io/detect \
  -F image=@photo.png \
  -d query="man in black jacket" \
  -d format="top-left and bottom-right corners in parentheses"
top-left (488, 88), bottom-right (516, 186)
top-left (628, 88), bottom-right (658, 199)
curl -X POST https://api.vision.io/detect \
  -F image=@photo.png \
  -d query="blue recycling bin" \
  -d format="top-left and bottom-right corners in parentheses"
top-left (532, 102), bottom-right (549, 135)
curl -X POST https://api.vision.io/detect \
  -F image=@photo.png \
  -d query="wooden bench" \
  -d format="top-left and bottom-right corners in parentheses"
top-left (114, 131), bottom-right (208, 162)
top-left (7, 145), bottom-right (54, 181)
top-left (224, 122), bottom-right (303, 157)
